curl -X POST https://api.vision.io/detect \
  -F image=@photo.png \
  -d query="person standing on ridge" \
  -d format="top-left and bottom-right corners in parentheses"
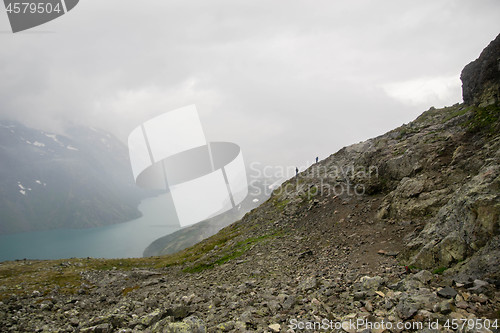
top-left (316, 157), bottom-right (319, 163)
top-left (295, 167), bottom-right (299, 177)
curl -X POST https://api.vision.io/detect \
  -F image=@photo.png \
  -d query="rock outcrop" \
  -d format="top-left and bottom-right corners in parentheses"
top-left (461, 33), bottom-right (500, 106)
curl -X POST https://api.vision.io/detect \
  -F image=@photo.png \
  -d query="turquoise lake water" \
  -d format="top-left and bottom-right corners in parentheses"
top-left (0, 193), bottom-right (180, 261)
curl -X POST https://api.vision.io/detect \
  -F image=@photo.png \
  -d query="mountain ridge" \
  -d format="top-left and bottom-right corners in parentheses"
top-left (0, 121), bottom-right (145, 234)
top-left (0, 34), bottom-right (498, 332)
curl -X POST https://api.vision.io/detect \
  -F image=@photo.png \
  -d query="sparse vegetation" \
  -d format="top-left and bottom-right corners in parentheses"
top-left (272, 197), bottom-right (290, 211)
top-left (183, 233), bottom-right (278, 273)
top-left (397, 128), bottom-right (408, 139)
top-left (442, 106), bottom-right (470, 123)
top-left (414, 106), bottom-right (441, 124)
top-left (413, 104), bottom-right (473, 127)
top-left (466, 104), bottom-right (500, 134)
top-left (392, 148), bottom-right (405, 156)
top-left (0, 224), bottom-right (245, 300)
top-left (424, 134), bottom-right (448, 144)
top-left (432, 266), bottom-right (448, 275)
top-left (0, 260), bottom-right (83, 300)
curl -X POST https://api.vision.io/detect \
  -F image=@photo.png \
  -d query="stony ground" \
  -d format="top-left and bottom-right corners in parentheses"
top-left (1, 100), bottom-right (500, 332)
top-left (0, 183), bottom-right (498, 332)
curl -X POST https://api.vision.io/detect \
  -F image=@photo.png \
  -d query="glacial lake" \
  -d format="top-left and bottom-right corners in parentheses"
top-left (0, 193), bottom-right (181, 262)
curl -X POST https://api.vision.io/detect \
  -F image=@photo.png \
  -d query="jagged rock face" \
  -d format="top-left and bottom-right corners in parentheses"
top-left (406, 164), bottom-right (500, 273)
top-left (461, 33), bottom-right (500, 106)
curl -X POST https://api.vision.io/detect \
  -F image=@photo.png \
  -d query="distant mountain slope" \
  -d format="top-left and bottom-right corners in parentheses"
top-left (143, 178), bottom-right (271, 257)
top-left (0, 121), bottom-right (145, 234)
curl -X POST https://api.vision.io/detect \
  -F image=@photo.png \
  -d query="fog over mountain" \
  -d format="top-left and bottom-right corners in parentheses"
top-left (1, 1), bottom-right (499, 170)
top-left (0, 120), bottom-right (145, 233)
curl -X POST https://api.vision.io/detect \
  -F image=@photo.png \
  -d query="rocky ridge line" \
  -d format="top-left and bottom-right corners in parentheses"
top-left (0, 34), bottom-right (499, 332)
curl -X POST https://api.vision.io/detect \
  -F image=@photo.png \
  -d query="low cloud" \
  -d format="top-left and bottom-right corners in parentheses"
top-left (1, 0), bottom-right (499, 168)
top-left (382, 75), bottom-right (462, 108)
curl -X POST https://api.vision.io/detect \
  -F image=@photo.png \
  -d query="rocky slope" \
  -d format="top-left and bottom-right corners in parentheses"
top-left (0, 35), bottom-right (499, 332)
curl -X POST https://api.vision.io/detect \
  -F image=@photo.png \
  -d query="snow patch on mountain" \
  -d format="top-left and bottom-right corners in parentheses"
top-left (44, 133), bottom-right (63, 146)
top-left (33, 141), bottom-right (45, 147)
top-left (17, 182), bottom-right (32, 196)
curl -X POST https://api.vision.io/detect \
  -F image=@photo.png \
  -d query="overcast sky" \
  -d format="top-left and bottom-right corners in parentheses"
top-left (1, 0), bottom-right (499, 172)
